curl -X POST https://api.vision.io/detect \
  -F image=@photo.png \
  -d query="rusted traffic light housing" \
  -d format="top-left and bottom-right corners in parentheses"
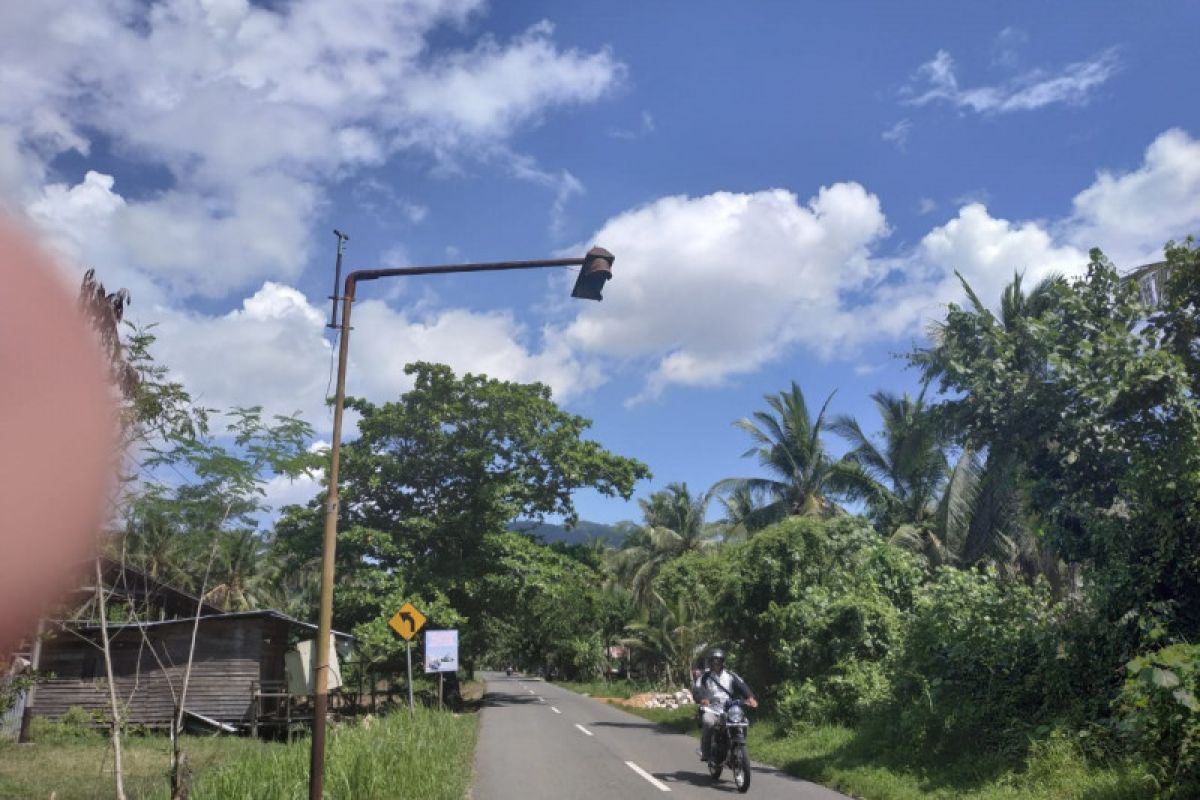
top-left (571, 246), bottom-right (614, 301)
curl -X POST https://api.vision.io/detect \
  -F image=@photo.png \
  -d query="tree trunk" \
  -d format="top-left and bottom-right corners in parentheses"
top-left (95, 558), bottom-right (127, 800)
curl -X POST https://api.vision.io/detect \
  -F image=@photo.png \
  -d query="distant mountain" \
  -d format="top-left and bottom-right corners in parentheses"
top-left (508, 519), bottom-right (629, 548)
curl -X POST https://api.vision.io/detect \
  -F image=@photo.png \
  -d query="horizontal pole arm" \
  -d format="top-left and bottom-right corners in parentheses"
top-left (347, 258), bottom-right (586, 295)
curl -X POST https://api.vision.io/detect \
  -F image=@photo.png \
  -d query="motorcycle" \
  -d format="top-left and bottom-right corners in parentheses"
top-left (705, 698), bottom-right (752, 793)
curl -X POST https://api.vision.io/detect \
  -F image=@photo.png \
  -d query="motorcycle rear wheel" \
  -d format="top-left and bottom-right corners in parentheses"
top-left (731, 745), bottom-right (751, 793)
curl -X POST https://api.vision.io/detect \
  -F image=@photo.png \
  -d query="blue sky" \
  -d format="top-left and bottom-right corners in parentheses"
top-left (4, 0), bottom-right (1199, 524)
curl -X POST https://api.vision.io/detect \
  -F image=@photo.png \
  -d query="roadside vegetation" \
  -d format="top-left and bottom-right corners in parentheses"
top-left (544, 243), bottom-right (1196, 799)
top-left (6, 241), bottom-right (1196, 797)
top-left (0, 705), bottom-right (478, 800)
top-left (624, 704), bottom-right (1144, 800)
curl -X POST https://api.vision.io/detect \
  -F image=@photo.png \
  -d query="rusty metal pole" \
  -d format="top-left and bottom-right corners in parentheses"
top-left (309, 278), bottom-right (355, 800)
top-left (307, 246), bottom-right (612, 799)
top-left (328, 230), bottom-right (348, 329)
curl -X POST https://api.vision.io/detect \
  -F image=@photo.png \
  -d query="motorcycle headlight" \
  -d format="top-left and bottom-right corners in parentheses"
top-left (726, 704), bottom-right (745, 723)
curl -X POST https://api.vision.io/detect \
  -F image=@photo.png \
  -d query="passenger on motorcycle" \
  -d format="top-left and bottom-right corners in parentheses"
top-left (692, 649), bottom-right (757, 762)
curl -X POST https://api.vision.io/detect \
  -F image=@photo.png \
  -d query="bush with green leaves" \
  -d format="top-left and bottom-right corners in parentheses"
top-left (888, 567), bottom-right (1068, 754)
top-left (1117, 642), bottom-right (1200, 796)
top-left (716, 516), bottom-right (920, 724)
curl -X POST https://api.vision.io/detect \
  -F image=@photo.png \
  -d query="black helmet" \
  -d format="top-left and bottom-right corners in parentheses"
top-left (708, 649), bottom-right (726, 665)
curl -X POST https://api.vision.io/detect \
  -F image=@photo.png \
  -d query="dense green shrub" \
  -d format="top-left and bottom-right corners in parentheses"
top-left (887, 567), bottom-right (1067, 754)
top-left (777, 659), bottom-right (891, 727)
top-left (716, 517), bottom-right (919, 724)
top-left (1117, 642), bottom-right (1200, 797)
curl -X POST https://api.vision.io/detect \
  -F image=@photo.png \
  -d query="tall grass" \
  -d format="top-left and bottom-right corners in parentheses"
top-left (617, 704), bottom-right (1149, 800)
top-left (193, 708), bottom-right (478, 800)
top-left (0, 709), bottom-right (477, 800)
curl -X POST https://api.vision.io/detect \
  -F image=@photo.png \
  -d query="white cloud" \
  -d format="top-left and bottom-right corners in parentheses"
top-left (882, 119), bottom-right (912, 151)
top-left (903, 47), bottom-right (1119, 114)
top-left (1, 1), bottom-right (624, 298)
top-left (149, 281), bottom-right (598, 432)
top-left (559, 128), bottom-right (1199, 401)
top-left (561, 184), bottom-right (891, 401)
top-left (262, 471), bottom-right (322, 513)
top-left (397, 21), bottom-right (623, 147)
top-left (1066, 128), bottom-right (1200, 265)
top-left (914, 203), bottom-right (1086, 308)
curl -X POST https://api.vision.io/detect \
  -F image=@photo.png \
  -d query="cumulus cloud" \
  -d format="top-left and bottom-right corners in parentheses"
top-left (903, 46), bottom-right (1119, 114)
top-left (1, 1), bottom-right (624, 297)
top-left (1066, 128), bottom-right (1200, 265)
top-left (150, 281), bottom-right (598, 431)
top-left (561, 184), bottom-right (891, 401)
top-left (558, 128), bottom-right (1198, 401)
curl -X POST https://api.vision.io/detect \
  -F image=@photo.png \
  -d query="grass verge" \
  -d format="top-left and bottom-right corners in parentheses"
top-left (1, 707), bottom-right (479, 800)
top-left (566, 685), bottom-right (1150, 800)
top-left (194, 707), bottom-right (477, 800)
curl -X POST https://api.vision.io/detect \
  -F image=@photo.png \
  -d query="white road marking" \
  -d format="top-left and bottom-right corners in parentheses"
top-left (625, 761), bottom-right (671, 792)
top-left (528, 689), bottom-right (536, 694)
top-left (574, 723), bottom-right (594, 736)
top-left (536, 696), bottom-right (545, 703)
top-left (550, 706), bottom-right (562, 714)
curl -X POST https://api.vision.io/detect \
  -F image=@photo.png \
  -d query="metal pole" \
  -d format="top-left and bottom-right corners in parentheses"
top-left (328, 230), bottom-right (348, 329)
top-left (308, 282), bottom-right (354, 800)
top-left (406, 642), bottom-right (414, 712)
top-left (439, 673), bottom-right (444, 711)
top-left (306, 249), bottom-right (610, 798)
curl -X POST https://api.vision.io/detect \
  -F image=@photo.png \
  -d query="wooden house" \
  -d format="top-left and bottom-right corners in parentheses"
top-left (18, 559), bottom-right (353, 734)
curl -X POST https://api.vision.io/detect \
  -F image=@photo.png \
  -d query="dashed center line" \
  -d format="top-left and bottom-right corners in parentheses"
top-left (536, 696), bottom-right (545, 703)
top-left (574, 723), bottom-right (594, 736)
top-left (625, 761), bottom-right (671, 792)
top-left (528, 689), bottom-right (536, 694)
top-left (550, 706), bottom-right (562, 714)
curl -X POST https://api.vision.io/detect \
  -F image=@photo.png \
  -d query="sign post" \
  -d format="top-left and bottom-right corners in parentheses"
top-left (424, 629), bottom-right (458, 711)
top-left (388, 602), bottom-right (427, 712)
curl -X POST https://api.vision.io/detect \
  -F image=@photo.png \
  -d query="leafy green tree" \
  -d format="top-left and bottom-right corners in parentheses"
top-left (724, 382), bottom-right (858, 521)
top-left (276, 362), bottom-right (648, 669)
top-left (714, 516), bottom-right (921, 696)
top-left (914, 248), bottom-right (1200, 632)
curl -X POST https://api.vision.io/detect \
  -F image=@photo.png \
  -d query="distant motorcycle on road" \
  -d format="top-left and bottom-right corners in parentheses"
top-left (705, 698), bottom-right (752, 792)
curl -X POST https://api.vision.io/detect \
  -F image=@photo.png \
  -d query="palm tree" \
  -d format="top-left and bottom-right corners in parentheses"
top-left (914, 270), bottom-right (1065, 389)
top-left (611, 483), bottom-right (716, 610)
top-left (714, 482), bottom-right (772, 540)
top-left (723, 382), bottom-right (858, 520)
top-left (903, 271), bottom-right (1077, 594)
top-left (622, 592), bottom-right (712, 689)
top-left (203, 530), bottom-right (270, 611)
top-left (831, 387), bottom-right (950, 535)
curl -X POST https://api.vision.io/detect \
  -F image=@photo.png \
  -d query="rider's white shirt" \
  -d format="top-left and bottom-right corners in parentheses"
top-left (699, 669), bottom-right (735, 714)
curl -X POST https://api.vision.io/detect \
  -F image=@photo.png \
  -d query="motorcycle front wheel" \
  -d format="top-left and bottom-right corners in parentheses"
top-left (731, 745), bottom-right (751, 793)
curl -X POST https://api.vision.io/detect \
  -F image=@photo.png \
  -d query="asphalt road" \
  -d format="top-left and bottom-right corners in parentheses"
top-left (471, 672), bottom-right (851, 799)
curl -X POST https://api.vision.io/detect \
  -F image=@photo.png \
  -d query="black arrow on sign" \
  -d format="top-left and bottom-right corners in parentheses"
top-left (399, 611), bottom-right (416, 636)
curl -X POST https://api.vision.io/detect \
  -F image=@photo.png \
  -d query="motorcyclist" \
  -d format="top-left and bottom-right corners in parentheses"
top-left (692, 648), bottom-right (757, 762)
